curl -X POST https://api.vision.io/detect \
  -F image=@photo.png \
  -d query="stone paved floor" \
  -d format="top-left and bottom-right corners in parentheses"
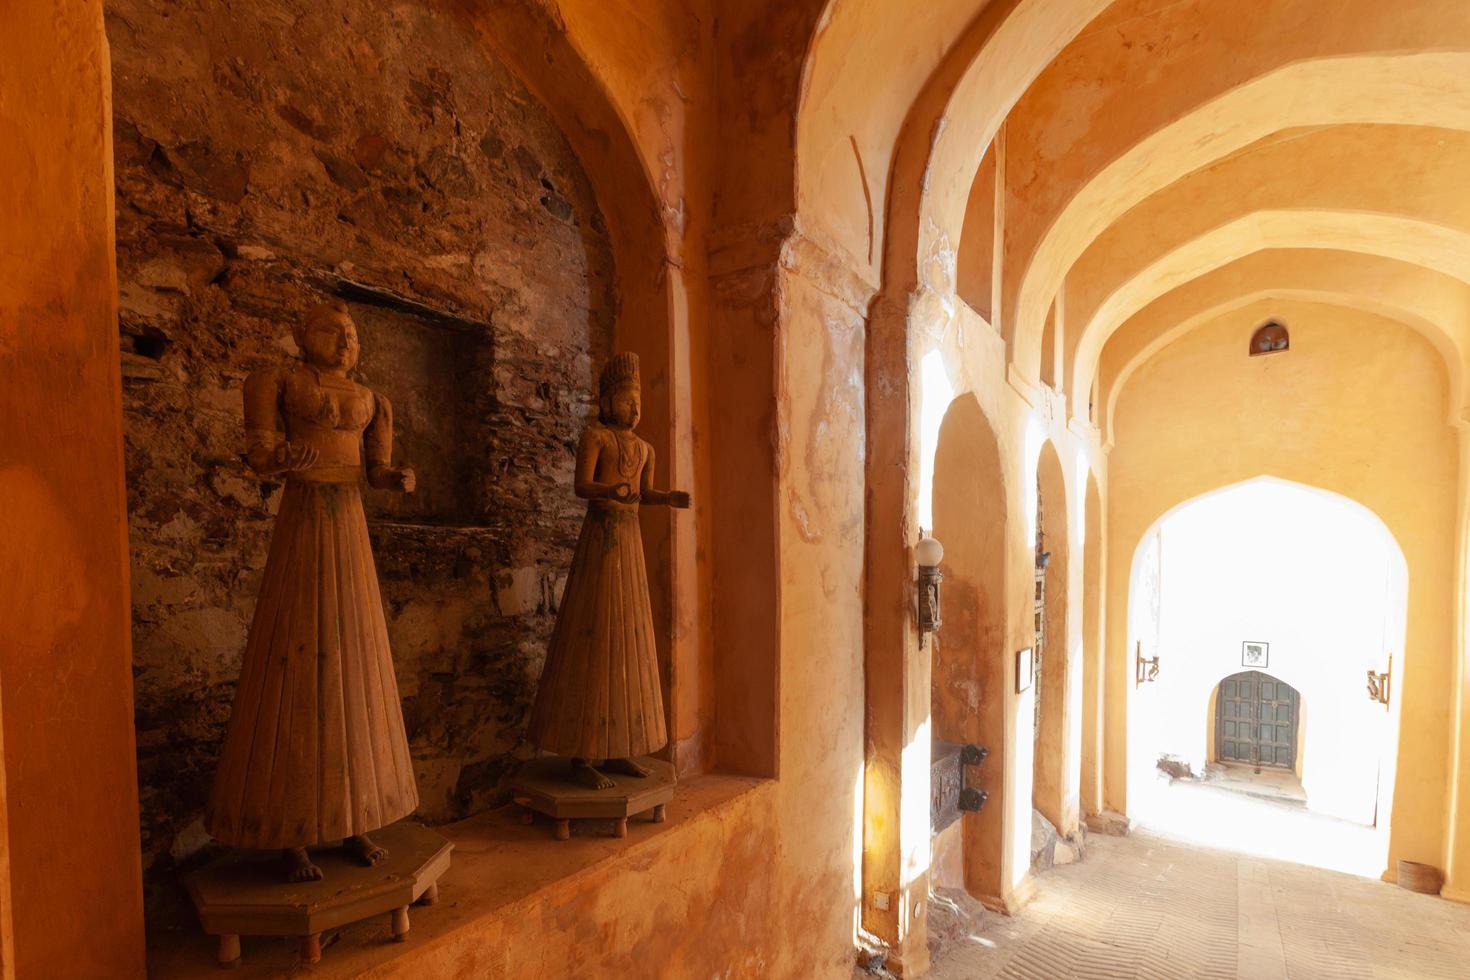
top-left (927, 830), bottom-right (1470, 979)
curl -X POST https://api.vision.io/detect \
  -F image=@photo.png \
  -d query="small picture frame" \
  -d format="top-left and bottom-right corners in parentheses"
top-left (1016, 647), bottom-right (1034, 693)
top-left (1241, 641), bottom-right (1269, 668)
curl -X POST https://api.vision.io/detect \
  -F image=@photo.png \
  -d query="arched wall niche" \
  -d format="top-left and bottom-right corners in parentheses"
top-left (110, 0), bottom-right (649, 902)
top-left (931, 392), bottom-right (1010, 904)
top-left (956, 145), bottom-right (1000, 322)
top-left (1105, 308), bottom-right (1452, 882)
top-left (449, 0), bottom-right (723, 778)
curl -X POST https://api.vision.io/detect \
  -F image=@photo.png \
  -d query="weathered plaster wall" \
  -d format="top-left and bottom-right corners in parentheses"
top-left (106, 0), bottom-right (615, 903)
top-left (1106, 302), bottom-right (1458, 882)
top-left (0, 1), bottom-right (148, 974)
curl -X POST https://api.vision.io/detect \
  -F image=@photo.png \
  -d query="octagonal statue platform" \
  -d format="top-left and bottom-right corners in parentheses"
top-left (511, 756), bottom-right (675, 840)
top-left (187, 821), bottom-right (451, 967)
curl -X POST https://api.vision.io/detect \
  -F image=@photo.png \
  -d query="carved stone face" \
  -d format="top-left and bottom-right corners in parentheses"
top-left (301, 310), bottom-right (360, 372)
top-left (607, 387), bottom-right (641, 428)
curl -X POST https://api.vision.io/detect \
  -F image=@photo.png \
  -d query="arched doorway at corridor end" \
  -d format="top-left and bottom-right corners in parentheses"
top-left (1213, 670), bottom-right (1301, 775)
top-left (1125, 478), bottom-right (1405, 877)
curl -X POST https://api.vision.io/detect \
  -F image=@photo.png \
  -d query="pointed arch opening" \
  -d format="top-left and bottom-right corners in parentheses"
top-left (930, 392), bottom-right (1010, 906)
top-left (1125, 478), bottom-right (1406, 877)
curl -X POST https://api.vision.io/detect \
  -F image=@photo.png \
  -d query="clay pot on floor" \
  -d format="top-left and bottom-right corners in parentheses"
top-left (1397, 860), bottom-right (1443, 895)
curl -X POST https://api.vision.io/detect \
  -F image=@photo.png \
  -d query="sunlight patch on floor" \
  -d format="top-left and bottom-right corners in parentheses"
top-left (1134, 773), bottom-right (1386, 878)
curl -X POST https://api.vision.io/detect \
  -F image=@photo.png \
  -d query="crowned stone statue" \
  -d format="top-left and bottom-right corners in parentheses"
top-left (206, 300), bottom-right (419, 882)
top-left (527, 352), bottom-right (690, 789)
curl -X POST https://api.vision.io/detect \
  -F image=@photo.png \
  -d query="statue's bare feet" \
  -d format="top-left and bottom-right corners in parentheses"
top-left (571, 757), bottom-right (615, 790)
top-left (285, 847), bottom-right (323, 883)
top-left (603, 757), bottom-right (651, 778)
top-left (346, 833), bottom-right (388, 867)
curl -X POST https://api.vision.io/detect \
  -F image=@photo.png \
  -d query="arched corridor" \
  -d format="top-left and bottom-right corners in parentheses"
top-left (7, 0), bottom-right (1470, 977)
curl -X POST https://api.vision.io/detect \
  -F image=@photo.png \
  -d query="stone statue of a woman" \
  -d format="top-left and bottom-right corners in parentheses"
top-left (527, 352), bottom-right (690, 789)
top-left (205, 300), bottom-right (419, 882)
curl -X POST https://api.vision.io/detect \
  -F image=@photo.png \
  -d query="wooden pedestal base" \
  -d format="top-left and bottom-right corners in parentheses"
top-left (511, 756), bottom-right (675, 841)
top-left (187, 821), bottom-right (452, 967)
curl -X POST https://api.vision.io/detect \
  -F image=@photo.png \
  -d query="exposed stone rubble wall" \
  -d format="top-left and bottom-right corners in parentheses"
top-left (107, 0), bottom-right (614, 911)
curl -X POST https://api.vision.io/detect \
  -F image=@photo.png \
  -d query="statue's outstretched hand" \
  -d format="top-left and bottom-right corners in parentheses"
top-left (666, 490), bottom-right (691, 509)
top-left (370, 464), bottom-right (416, 493)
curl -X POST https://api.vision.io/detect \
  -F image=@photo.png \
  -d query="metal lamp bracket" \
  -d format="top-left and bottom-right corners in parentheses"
top-left (1367, 654), bottom-right (1392, 706)
top-left (1135, 640), bottom-right (1159, 687)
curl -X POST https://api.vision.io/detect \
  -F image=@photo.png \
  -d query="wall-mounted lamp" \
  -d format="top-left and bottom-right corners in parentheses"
top-left (1367, 655), bottom-right (1392, 706)
top-left (1135, 640), bottom-right (1159, 687)
top-left (916, 535), bottom-right (944, 636)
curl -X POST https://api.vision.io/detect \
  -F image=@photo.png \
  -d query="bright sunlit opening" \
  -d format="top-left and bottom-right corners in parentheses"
top-left (1126, 478), bottom-right (1405, 878)
top-left (917, 350), bottom-right (955, 532)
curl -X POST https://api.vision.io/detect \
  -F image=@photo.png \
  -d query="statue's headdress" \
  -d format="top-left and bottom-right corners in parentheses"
top-left (599, 352), bottom-right (641, 396)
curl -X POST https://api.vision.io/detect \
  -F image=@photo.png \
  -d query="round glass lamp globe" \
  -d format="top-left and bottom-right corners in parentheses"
top-left (915, 536), bottom-right (944, 568)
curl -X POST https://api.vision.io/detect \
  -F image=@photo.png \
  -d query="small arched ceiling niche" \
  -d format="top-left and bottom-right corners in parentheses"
top-left (997, 0), bottom-right (1470, 385)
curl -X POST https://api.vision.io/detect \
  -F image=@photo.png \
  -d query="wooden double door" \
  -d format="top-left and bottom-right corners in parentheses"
top-left (1216, 670), bottom-right (1299, 770)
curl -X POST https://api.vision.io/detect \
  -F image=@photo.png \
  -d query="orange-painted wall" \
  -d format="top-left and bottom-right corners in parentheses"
top-left (0, 2), bottom-right (147, 975)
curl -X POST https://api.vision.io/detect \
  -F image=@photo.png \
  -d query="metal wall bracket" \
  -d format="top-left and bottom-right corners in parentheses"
top-left (1135, 640), bottom-right (1159, 687)
top-left (1367, 654), bottom-right (1391, 706)
top-left (931, 741), bottom-right (990, 834)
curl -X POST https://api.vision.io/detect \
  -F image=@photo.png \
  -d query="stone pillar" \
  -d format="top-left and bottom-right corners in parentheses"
top-left (862, 291), bottom-right (932, 975)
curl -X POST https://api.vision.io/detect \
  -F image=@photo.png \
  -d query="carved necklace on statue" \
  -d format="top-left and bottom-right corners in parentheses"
top-left (611, 427), bottom-right (641, 479)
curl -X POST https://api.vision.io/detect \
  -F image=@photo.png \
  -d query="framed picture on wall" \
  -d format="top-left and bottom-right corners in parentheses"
top-left (1242, 641), bottom-right (1269, 668)
top-left (1016, 647), bottom-right (1034, 693)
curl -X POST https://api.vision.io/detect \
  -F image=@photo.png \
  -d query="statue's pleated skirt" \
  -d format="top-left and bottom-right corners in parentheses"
top-left (206, 479), bottom-right (418, 850)
top-left (528, 505), bottom-right (667, 760)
